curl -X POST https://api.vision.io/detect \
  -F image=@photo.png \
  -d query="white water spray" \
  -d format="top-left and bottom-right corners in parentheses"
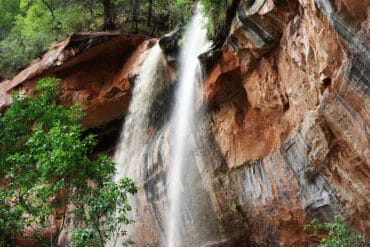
top-left (115, 44), bottom-right (165, 179)
top-left (167, 6), bottom-right (209, 247)
top-left (111, 43), bottom-right (168, 246)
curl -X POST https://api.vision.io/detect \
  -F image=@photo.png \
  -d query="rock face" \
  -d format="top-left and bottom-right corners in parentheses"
top-left (199, 0), bottom-right (369, 245)
top-left (129, 0), bottom-right (369, 246)
top-left (2, 0), bottom-right (369, 246)
top-left (0, 32), bottom-right (151, 129)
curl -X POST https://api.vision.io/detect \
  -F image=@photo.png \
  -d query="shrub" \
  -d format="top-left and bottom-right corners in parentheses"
top-left (304, 216), bottom-right (367, 247)
top-left (0, 77), bottom-right (136, 246)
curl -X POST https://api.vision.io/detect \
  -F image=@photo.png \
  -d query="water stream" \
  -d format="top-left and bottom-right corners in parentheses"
top-left (113, 6), bottom-right (209, 246)
top-left (113, 43), bottom-right (168, 246)
top-left (166, 7), bottom-right (209, 247)
top-left (115, 44), bottom-right (165, 179)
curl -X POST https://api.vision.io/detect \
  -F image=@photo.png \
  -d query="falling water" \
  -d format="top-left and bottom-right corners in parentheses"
top-left (167, 6), bottom-right (209, 247)
top-left (115, 44), bottom-right (166, 179)
top-left (112, 43), bottom-right (169, 246)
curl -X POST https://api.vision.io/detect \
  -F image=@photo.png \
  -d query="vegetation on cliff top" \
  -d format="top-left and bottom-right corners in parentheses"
top-left (0, 78), bottom-right (137, 246)
top-left (0, 0), bottom-right (231, 78)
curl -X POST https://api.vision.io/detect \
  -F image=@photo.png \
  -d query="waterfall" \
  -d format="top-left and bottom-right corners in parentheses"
top-left (112, 6), bottom-right (209, 246)
top-left (115, 44), bottom-right (165, 179)
top-left (167, 6), bottom-right (209, 247)
top-left (112, 43), bottom-right (168, 246)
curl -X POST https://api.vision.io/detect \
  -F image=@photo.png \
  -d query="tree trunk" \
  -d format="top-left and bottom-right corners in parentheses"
top-left (147, 0), bottom-right (153, 27)
top-left (102, 0), bottom-right (115, 30)
top-left (41, 0), bottom-right (55, 19)
top-left (89, 0), bottom-right (94, 16)
top-left (131, 0), bottom-right (139, 33)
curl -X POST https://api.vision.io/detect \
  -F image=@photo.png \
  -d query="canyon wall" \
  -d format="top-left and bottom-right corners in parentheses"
top-left (199, 0), bottom-right (370, 245)
top-left (1, 0), bottom-right (369, 246)
top-left (126, 0), bottom-right (370, 246)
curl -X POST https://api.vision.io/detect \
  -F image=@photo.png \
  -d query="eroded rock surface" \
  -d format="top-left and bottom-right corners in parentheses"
top-left (197, 0), bottom-right (369, 245)
top-left (0, 32), bottom-right (151, 129)
top-left (132, 0), bottom-right (369, 246)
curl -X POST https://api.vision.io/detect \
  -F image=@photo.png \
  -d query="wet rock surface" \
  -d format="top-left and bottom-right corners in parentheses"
top-left (135, 0), bottom-right (369, 245)
top-left (159, 26), bottom-right (183, 67)
top-left (200, 0), bottom-right (369, 245)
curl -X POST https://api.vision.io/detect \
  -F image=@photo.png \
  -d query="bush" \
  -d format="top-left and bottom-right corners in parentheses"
top-left (0, 0), bottom-right (231, 76)
top-left (173, 0), bottom-right (233, 40)
top-left (0, 2), bottom-right (102, 76)
top-left (0, 78), bottom-right (136, 246)
top-left (201, 0), bottom-right (232, 38)
top-left (304, 216), bottom-right (367, 247)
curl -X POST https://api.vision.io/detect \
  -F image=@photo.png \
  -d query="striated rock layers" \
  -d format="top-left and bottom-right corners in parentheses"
top-left (1, 0), bottom-right (369, 246)
top-left (129, 0), bottom-right (369, 246)
top-left (202, 0), bottom-right (369, 245)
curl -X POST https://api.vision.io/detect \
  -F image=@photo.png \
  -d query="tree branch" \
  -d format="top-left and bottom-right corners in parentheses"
top-left (41, 0), bottom-right (55, 19)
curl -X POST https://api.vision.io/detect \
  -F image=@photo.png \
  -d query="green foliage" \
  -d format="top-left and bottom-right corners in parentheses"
top-left (0, 1), bottom-right (102, 76)
top-left (230, 202), bottom-right (238, 212)
top-left (173, 0), bottom-right (195, 26)
top-left (0, 77), bottom-right (137, 246)
top-left (0, 0), bottom-right (182, 76)
top-left (214, 176), bottom-right (222, 185)
top-left (200, 0), bottom-right (231, 38)
top-left (0, 0), bottom-right (21, 39)
top-left (304, 216), bottom-right (367, 247)
top-left (0, 0), bottom-right (232, 76)
top-left (173, 0), bottom-right (232, 39)
top-left (70, 178), bottom-right (137, 247)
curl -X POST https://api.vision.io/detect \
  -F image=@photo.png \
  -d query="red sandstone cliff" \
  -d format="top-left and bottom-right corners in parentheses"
top-left (0, 32), bottom-right (155, 129)
top-left (199, 0), bottom-right (370, 245)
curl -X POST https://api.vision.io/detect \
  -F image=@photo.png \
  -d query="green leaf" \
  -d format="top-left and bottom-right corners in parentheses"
top-left (0, 77), bottom-right (136, 246)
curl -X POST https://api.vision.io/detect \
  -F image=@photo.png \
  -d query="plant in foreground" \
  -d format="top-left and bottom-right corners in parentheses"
top-left (0, 77), bottom-right (136, 246)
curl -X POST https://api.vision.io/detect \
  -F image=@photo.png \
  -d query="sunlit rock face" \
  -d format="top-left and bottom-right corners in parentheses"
top-left (0, 32), bottom-right (150, 129)
top-left (129, 1), bottom-right (369, 246)
top-left (138, 0), bottom-right (369, 246)
top-left (201, 0), bottom-right (370, 245)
